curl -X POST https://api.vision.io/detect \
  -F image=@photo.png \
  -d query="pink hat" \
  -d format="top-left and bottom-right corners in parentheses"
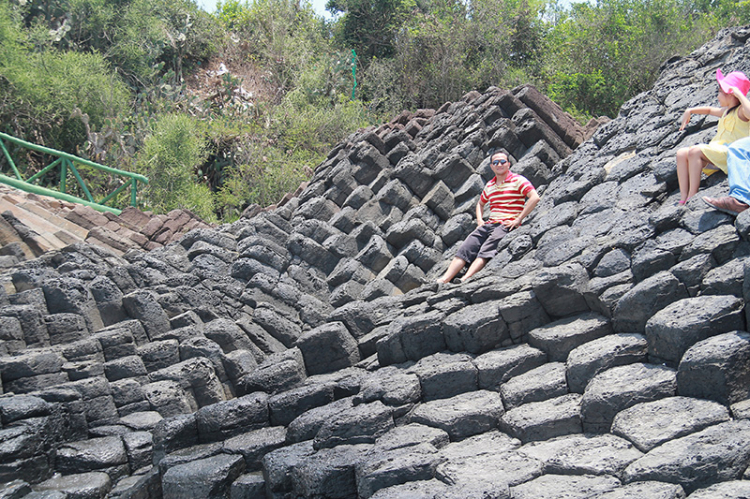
top-left (717, 68), bottom-right (750, 96)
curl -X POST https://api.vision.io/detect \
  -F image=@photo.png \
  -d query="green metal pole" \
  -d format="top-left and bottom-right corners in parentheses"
top-left (0, 132), bottom-right (148, 184)
top-left (131, 178), bottom-right (138, 207)
top-left (0, 138), bottom-right (23, 180)
top-left (27, 157), bottom-right (63, 184)
top-left (351, 49), bottom-right (357, 101)
top-left (100, 179), bottom-right (131, 205)
top-left (60, 158), bottom-right (67, 193)
top-left (68, 162), bottom-right (95, 202)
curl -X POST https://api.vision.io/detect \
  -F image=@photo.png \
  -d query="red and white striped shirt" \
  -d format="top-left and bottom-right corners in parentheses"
top-left (479, 172), bottom-right (534, 223)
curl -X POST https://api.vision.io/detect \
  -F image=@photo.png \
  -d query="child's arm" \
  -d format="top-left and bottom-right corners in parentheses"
top-left (680, 106), bottom-right (725, 130)
top-left (726, 86), bottom-right (750, 122)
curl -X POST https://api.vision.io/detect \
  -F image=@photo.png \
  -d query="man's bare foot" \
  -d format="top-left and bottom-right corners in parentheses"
top-left (703, 196), bottom-right (749, 216)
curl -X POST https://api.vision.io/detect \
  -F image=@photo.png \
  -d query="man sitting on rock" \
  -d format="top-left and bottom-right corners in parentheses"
top-left (437, 151), bottom-right (540, 284)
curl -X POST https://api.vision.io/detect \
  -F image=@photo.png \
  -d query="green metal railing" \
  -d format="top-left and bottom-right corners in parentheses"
top-left (0, 131), bottom-right (148, 215)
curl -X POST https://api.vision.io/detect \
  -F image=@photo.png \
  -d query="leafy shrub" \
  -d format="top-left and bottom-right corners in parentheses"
top-left (135, 114), bottom-right (216, 221)
top-left (0, 5), bottom-right (130, 153)
top-left (215, 94), bottom-right (373, 221)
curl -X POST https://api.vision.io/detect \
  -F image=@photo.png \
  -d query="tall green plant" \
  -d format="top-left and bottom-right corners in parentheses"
top-left (543, 0), bottom-right (720, 117)
top-left (0, 1), bottom-right (130, 152)
top-left (326, 0), bottom-right (415, 60)
top-left (219, 0), bottom-right (329, 99)
top-left (135, 114), bottom-right (216, 221)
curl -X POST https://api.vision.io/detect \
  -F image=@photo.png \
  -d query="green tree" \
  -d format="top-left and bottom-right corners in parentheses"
top-left (135, 114), bottom-right (216, 221)
top-left (0, 1), bottom-right (130, 151)
top-left (19, 0), bottom-right (219, 88)
top-left (544, 0), bottom-right (719, 117)
top-left (362, 1), bottom-right (478, 110)
top-left (218, 0), bottom-right (329, 98)
top-left (326, 0), bottom-right (414, 60)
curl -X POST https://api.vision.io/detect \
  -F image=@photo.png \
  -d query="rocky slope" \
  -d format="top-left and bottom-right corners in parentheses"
top-left (2, 26), bottom-right (750, 499)
top-left (0, 185), bottom-right (211, 270)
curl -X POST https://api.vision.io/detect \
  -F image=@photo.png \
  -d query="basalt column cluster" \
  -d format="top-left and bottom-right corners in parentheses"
top-left (2, 27), bottom-right (750, 499)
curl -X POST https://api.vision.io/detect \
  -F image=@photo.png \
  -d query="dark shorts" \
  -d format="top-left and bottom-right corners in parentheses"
top-left (455, 223), bottom-right (509, 262)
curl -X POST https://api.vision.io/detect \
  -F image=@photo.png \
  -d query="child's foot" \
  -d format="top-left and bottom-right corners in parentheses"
top-left (436, 278), bottom-right (449, 284)
top-left (678, 199), bottom-right (687, 205)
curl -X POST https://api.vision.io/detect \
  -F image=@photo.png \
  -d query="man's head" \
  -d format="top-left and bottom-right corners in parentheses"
top-left (490, 152), bottom-right (510, 178)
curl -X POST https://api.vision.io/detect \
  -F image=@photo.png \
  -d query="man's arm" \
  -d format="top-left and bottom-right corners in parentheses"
top-left (502, 189), bottom-right (540, 230)
top-left (475, 199), bottom-right (485, 227)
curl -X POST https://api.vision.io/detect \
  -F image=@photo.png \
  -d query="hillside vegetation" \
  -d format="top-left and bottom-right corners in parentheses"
top-left (0, 0), bottom-right (745, 222)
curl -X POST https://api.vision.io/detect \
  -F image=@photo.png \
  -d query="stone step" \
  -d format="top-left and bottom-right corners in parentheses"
top-left (500, 362), bottom-right (568, 410)
top-left (0, 198), bottom-right (78, 253)
top-left (18, 201), bottom-right (89, 239)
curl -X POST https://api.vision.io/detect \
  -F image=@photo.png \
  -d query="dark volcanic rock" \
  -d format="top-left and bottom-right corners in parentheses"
top-left (296, 322), bottom-right (360, 375)
top-left (611, 396), bottom-right (731, 452)
top-left (644, 295), bottom-right (745, 365)
top-left (4, 28), bottom-right (750, 498)
top-left (162, 453), bottom-right (245, 499)
top-left (612, 271), bottom-right (688, 334)
top-left (500, 394), bottom-right (582, 443)
top-left (622, 419), bottom-right (750, 493)
top-left (510, 473), bottom-right (621, 498)
top-left (519, 433), bottom-right (642, 477)
top-left (566, 333), bottom-right (648, 393)
top-left (676, 331), bottom-right (750, 405)
top-left (313, 401), bottom-right (394, 450)
top-left (581, 363), bottom-right (677, 433)
top-left (527, 312), bottom-right (612, 362)
top-left (405, 390), bottom-right (504, 441)
top-left (500, 362), bottom-right (567, 409)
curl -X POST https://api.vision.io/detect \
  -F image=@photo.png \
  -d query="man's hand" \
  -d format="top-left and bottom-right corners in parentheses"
top-left (502, 218), bottom-right (521, 230)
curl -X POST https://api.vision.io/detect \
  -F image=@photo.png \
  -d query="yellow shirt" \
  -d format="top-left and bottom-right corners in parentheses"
top-left (700, 107), bottom-right (750, 174)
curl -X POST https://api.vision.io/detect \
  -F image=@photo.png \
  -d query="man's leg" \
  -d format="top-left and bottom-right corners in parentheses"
top-left (461, 224), bottom-right (509, 282)
top-left (437, 224), bottom-right (493, 283)
top-left (460, 257), bottom-right (488, 281)
top-left (437, 257), bottom-right (468, 283)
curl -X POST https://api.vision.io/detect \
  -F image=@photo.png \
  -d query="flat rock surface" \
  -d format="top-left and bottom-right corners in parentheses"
top-left (581, 363), bottom-right (677, 432)
top-left (622, 419), bottom-right (750, 493)
top-left (597, 481), bottom-right (686, 499)
top-left (510, 473), bottom-right (621, 498)
top-left (528, 312), bottom-right (612, 362)
top-left (519, 434), bottom-right (642, 476)
top-left (405, 390), bottom-right (504, 441)
top-left (436, 450), bottom-right (542, 488)
top-left (565, 333), bottom-right (648, 393)
top-left (500, 394), bottom-right (582, 443)
top-left (686, 480), bottom-right (750, 498)
top-left (611, 397), bottom-right (731, 452)
top-left (500, 362), bottom-right (568, 409)
top-left (644, 295), bottom-right (744, 364)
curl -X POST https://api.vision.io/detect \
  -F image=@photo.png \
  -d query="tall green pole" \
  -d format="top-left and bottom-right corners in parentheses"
top-left (351, 49), bottom-right (357, 100)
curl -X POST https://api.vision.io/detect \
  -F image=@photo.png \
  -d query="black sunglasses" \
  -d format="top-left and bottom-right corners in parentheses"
top-left (492, 159), bottom-right (508, 166)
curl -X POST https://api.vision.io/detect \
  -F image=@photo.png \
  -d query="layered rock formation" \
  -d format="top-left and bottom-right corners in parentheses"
top-left (2, 26), bottom-right (750, 499)
top-left (0, 185), bottom-right (211, 269)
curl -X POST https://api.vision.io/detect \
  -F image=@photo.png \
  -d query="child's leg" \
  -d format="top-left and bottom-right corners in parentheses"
top-left (686, 147), bottom-right (709, 200)
top-left (676, 147), bottom-right (690, 202)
